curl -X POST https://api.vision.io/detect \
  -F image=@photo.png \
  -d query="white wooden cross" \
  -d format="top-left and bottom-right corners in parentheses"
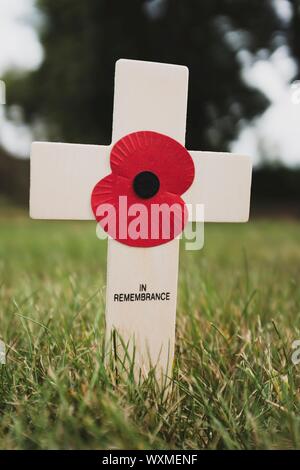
top-left (30, 59), bottom-right (252, 381)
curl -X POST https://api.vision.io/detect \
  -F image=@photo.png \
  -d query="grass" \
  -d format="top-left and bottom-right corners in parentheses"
top-left (0, 207), bottom-right (300, 450)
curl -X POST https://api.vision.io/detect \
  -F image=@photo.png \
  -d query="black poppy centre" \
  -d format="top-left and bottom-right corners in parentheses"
top-left (133, 171), bottom-right (160, 199)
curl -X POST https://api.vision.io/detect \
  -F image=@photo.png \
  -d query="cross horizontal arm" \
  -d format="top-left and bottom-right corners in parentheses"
top-left (31, 144), bottom-right (252, 222)
top-left (185, 151), bottom-right (252, 222)
top-left (30, 142), bottom-right (110, 219)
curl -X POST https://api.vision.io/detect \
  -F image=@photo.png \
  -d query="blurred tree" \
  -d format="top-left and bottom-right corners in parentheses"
top-left (288, 0), bottom-right (300, 79)
top-left (7, 0), bottom-right (282, 150)
top-left (0, 148), bottom-right (29, 205)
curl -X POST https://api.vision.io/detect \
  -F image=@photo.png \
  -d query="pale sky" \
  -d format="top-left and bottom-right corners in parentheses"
top-left (0, 0), bottom-right (299, 167)
top-left (231, 44), bottom-right (300, 166)
top-left (0, 0), bottom-right (42, 155)
top-left (0, 0), bottom-right (43, 72)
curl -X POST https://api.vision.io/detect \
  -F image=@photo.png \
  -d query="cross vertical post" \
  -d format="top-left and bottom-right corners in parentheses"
top-left (105, 60), bottom-right (189, 379)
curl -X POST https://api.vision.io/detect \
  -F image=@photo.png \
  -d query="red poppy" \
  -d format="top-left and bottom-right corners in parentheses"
top-left (91, 131), bottom-right (195, 247)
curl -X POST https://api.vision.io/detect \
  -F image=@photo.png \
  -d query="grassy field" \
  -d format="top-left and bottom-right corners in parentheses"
top-left (0, 207), bottom-right (300, 450)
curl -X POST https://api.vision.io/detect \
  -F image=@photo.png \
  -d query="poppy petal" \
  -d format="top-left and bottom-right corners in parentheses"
top-left (110, 131), bottom-right (195, 195)
top-left (91, 173), bottom-right (188, 247)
